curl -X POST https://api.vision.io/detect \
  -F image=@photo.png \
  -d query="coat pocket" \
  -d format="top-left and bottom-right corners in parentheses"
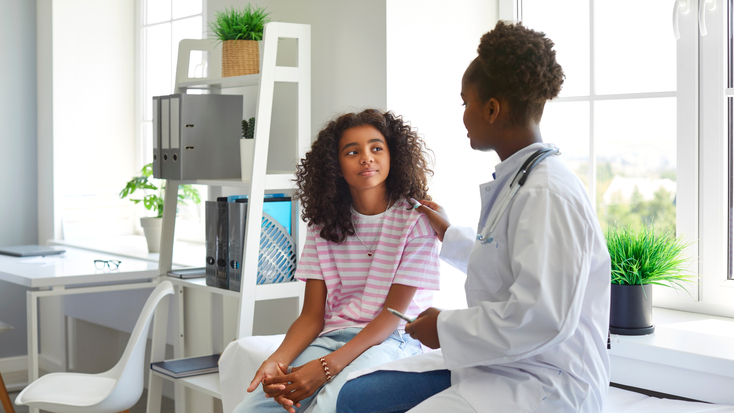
top-left (466, 240), bottom-right (504, 295)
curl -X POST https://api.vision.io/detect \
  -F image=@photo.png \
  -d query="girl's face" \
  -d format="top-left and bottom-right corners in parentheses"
top-left (338, 125), bottom-right (391, 195)
top-left (461, 79), bottom-right (495, 151)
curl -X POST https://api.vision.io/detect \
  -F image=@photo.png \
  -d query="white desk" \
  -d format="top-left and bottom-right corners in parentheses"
top-left (0, 246), bottom-right (161, 413)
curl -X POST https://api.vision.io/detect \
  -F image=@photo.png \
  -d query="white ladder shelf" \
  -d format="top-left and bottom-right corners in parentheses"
top-left (146, 22), bottom-right (311, 413)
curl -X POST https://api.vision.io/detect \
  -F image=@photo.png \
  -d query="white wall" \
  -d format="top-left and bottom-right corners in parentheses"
top-left (0, 0), bottom-right (38, 359)
top-left (386, 0), bottom-right (499, 309)
top-left (209, 0), bottom-right (388, 137)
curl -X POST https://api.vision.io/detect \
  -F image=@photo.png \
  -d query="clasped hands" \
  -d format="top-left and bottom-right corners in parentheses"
top-left (247, 358), bottom-right (329, 413)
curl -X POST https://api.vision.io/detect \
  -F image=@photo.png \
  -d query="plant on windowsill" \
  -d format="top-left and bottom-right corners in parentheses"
top-left (605, 224), bottom-right (695, 336)
top-left (119, 163), bottom-right (201, 253)
top-left (209, 5), bottom-right (271, 77)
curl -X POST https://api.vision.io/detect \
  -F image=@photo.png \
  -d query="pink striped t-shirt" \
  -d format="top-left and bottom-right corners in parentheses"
top-left (296, 199), bottom-right (441, 334)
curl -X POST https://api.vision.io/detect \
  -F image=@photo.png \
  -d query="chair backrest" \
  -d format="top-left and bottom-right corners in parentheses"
top-left (99, 281), bottom-right (174, 409)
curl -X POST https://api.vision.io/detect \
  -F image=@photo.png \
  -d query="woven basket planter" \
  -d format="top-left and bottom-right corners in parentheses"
top-left (222, 40), bottom-right (260, 77)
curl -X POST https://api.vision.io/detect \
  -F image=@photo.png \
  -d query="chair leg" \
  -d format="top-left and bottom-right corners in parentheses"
top-left (0, 370), bottom-right (15, 413)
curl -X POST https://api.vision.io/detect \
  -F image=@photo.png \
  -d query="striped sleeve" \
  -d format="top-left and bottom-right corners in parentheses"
top-left (392, 214), bottom-right (441, 290)
top-left (295, 227), bottom-right (324, 281)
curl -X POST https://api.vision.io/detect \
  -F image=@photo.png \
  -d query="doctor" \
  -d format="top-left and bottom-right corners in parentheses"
top-left (337, 21), bottom-right (611, 413)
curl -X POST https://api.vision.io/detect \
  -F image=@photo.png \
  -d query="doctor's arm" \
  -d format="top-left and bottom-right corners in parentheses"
top-left (416, 200), bottom-right (474, 274)
top-left (437, 190), bottom-right (595, 369)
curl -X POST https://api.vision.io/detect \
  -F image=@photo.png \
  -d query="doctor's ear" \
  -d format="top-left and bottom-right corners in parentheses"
top-left (484, 98), bottom-right (501, 123)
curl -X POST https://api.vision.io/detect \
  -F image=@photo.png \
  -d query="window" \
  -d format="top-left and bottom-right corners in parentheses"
top-left (519, 0), bottom-right (685, 234)
top-left (510, 0), bottom-right (703, 308)
top-left (696, 0), bottom-right (734, 311)
top-left (137, 0), bottom-right (205, 241)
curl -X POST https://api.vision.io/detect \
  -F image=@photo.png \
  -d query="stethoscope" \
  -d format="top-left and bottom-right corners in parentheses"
top-left (477, 147), bottom-right (560, 244)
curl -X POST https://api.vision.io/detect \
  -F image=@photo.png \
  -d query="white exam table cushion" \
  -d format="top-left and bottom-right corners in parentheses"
top-left (219, 334), bottom-right (285, 413)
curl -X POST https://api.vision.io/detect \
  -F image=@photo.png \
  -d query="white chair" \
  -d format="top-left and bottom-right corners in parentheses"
top-left (15, 281), bottom-right (174, 413)
top-left (0, 320), bottom-right (16, 413)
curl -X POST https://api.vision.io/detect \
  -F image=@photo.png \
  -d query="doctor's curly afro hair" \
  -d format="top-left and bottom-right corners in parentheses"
top-left (294, 109), bottom-right (433, 244)
top-left (464, 20), bottom-right (565, 126)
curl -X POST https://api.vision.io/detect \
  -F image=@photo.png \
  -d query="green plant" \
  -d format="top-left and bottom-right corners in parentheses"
top-left (119, 163), bottom-right (201, 218)
top-left (605, 224), bottom-right (695, 289)
top-left (209, 5), bottom-right (271, 41)
top-left (242, 117), bottom-right (255, 139)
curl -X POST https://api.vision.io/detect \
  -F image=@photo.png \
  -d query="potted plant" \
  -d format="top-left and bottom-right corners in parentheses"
top-left (605, 224), bottom-right (695, 335)
top-left (209, 5), bottom-right (271, 77)
top-left (240, 117), bottom-right (256, 181)
top-left (119, 163), bottom-right (201, 253)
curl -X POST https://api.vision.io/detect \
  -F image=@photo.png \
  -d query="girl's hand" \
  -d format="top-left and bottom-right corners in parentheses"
top-left (262, 359), bottom-right (330, 411)
top-left (414, 200), bottom-right (450, 241)
top-left (405, 307), bottom-right (442, 349)
top-left (246, 360), bottom-right (287, 394)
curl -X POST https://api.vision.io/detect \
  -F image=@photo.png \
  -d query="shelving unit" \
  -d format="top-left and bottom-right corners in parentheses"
top-left (146, 22), bottom-right (311, 413)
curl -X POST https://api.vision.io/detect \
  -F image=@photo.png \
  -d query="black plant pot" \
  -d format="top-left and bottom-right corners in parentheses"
top-left (609, 283), bottom-right (655, 335)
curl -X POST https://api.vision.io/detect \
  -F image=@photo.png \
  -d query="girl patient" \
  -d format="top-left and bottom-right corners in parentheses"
top-left (232, 108), bottom-right (441, 413)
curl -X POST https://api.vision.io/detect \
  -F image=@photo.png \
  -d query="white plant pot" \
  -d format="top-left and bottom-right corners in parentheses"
top-left (240, 139), bottom-right (255, 181)
top-left (140, 217), bottom-right (163, 253)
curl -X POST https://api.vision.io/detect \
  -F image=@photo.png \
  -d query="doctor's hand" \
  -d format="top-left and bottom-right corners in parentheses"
top-left (405, 307), bottom-right (441, 349)
top-left (414, 200), bottom-right (450, 242)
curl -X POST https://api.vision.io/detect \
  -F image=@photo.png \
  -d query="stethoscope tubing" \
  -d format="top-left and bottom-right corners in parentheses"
top-left (477, 147), bottom-right (560, 245)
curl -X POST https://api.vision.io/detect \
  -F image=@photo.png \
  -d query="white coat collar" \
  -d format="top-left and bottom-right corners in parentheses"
top-left (493, 142), bottom-right (557, 184)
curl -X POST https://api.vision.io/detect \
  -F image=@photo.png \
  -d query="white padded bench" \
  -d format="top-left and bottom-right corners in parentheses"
top-left (219, 335), bottom-right (734, 413)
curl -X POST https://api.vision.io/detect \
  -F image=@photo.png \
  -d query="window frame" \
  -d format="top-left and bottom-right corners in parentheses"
top-left (502, 0), bottom-right (705, 309)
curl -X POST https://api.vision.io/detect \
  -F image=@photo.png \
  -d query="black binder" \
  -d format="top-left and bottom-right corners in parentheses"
top-left (205, 200), bottom-right (228, 289)
top-left (227, 200), bottom-right (247, 292)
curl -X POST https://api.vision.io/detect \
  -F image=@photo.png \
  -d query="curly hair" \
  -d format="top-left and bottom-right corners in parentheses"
top-left (465, 20), bottom-right (565, 126)
top-left (294, 109), bottom-right (433, 243)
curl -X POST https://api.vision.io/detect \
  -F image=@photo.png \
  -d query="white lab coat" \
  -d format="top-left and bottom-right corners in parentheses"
top-left (349, 143), bottom-right (611, 412)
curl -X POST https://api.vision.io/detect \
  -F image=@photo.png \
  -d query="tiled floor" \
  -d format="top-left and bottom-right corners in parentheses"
top-left (3, 389), bottom-right (175, 413)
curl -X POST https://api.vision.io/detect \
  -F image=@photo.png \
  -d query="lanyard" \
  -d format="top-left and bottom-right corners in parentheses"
top-left (477, 147), bottom-right (560, 245)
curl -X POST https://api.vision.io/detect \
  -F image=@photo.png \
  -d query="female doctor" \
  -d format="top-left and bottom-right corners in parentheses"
top-left (337, 21), bottom-right (611, 413)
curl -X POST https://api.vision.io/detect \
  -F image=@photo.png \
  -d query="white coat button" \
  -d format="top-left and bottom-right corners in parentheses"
top-left (485, 187), bottom-right (490, 191)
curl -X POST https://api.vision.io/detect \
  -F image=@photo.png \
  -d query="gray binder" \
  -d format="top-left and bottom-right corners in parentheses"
top-left (156, 94), bottom-right (243, 180)
top-left (227, 201), bottom-right (247, 292)
top-left (152, 96), bottom-right (162, 178)
top-left (160, 97), bottom-right (175, 179)
top-left (205, 201), bottom-right (229, 289)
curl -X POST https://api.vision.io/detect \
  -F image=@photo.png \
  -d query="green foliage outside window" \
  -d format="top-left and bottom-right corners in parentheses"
top-left (575, 161), bottom-right (677, 234)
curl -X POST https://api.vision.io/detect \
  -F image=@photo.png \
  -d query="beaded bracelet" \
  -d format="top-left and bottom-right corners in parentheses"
top-left (318, 357), bottom-right (333, 382)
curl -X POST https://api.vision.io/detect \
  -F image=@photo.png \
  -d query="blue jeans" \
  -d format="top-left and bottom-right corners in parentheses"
top-left (233, 328), bottom-right (422, 413)
top-left (337, 370), bottom-right (452, 413)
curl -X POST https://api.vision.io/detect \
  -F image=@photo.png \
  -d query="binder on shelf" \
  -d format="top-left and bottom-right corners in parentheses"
top-left (205, 200), bottom-right (229, 289)
top-left (233, 195), bottom-right (293, 235)
top-left (227, 201), bottom-right (247, 292)
top-left (152, 96), bottom-right (162, 178)
top-left (160, 97), bottom-right (172, 179)
top-left (168, 95), bottom-right (181, 179)
top-left (154, 93), bottom-right (243, 180)
top-left (150, 354), bottom-right (220, 379)
top-left (204, 195), bottom-right (297, 292)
